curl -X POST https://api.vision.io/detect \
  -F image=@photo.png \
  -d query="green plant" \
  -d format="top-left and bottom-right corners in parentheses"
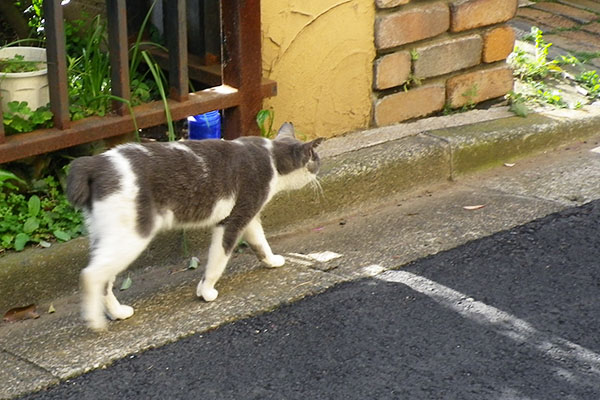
top-left (409, 49), bottom-right (419, 61)
top-left (510, 27), bottom-right (561, 81)
top-left (2, 101), bottom-right (53, 134)
top-left (256, 109), bottom-right (275, 138)
top-left (505, 91), bottom-right (530, 117)
top-left (576, 70), bottom-right (600, 100)
top-left (0, 53), bottom-right (44, 73)
top-left (0, 168), bottom-right (84, 252)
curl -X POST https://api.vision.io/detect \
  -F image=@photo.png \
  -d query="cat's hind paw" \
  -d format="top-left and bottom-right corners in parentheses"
top-left (265, 254), bottom-right (285, 268)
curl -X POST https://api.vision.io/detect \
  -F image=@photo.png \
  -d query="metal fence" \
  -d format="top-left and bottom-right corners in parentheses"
top-left (0, 0), bottom-right (276, 164)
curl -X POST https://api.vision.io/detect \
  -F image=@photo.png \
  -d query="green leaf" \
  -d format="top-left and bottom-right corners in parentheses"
top-left (256, 109), bottom-right (274, 138)
top-left (28, 195), bottom-right (41, 217)
top-left (0, 169), bottom-right (25, 184)
top-left (510, 101), bottom-right (529, 118)
top-left (188, 256), bottom-right (199, 270)
top-left (53, 230), bottom-right (71, 241)
top-left (120, 275), bottom-right (132, 291)
top-left (14, 233), bottom-right (30, 251)
top-left (23, 217), bottom-right (40, 233)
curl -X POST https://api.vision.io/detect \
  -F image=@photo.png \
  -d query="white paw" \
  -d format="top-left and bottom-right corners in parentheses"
top-left (265, 254), bottom-right (285, 268)
top-left (197, 282), bottom-right (219, 302)
top-left (108, 305), bottom-right (135, 321)
top-left (86, 316), bottom-right (108, 332)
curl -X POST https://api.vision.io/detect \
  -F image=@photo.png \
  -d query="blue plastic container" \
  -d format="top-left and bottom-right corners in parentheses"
top-left (188, 110), bottom-right (221, 140)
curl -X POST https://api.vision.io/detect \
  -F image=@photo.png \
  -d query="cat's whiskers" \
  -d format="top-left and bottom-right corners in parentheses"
top-left (309, 176), bottom-right (325, 202)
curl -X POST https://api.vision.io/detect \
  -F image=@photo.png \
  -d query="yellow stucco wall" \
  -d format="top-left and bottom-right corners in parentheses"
top-left (261, 0), bottom-right (376, 139)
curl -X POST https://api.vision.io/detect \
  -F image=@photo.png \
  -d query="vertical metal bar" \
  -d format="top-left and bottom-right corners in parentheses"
top-left (106, 0), bottom-right (131, 115)
top-left (221, 0), bottom-right (262, 139)
top-left (165, 0), bottom-right (189, 101)
top-left (43, 0), bottom-right (70, 130)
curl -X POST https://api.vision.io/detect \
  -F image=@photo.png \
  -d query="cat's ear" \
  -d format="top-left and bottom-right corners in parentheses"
top-left (276, 122), bottom-right (296, 140)
top-left (310, 137), bottom-right (325, 148)
top-left (302, 137), bottom-right (325, 158)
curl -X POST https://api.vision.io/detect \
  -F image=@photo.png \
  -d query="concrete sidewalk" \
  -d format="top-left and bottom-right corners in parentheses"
top-left (3, 103), bottom-right (600, 398)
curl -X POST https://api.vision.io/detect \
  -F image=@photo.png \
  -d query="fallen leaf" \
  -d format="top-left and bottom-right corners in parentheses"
top-left (504, 163), bottom-right (516, 167)
top-left (3, 304), bottom-right (40, 322)
top-left (120, 275), bottom-right (132, 291)
top-left (48, 304), bottom-right (56, 314)
top-left (188, 256), bottom-right (200, 270)
top-left (463, 205), bottom-right (486, 210)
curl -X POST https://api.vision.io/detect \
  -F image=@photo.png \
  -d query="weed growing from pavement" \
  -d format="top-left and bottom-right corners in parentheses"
top-left (507, 26), bottom-right (600, 113)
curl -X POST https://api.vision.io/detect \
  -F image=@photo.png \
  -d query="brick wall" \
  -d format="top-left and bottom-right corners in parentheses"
top-left (373, 0), bottom-right (517, 126)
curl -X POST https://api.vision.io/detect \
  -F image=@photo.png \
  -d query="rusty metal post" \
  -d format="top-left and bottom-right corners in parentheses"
top-left (43, 0), bottom-right (70, 130)
top-left (165, 0), bottom-right (189, 102)
top-left (106, 0), bottom-right (131, 115)
top-left (221, 0), bottom-right (262, 139)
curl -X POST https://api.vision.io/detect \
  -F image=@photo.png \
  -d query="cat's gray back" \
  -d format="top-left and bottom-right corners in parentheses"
top-left (67, 135), bottom-right (312, 236)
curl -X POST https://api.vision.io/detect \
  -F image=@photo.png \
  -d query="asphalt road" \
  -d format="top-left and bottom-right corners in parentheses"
top-left (22, 199), bottom-right (600, 400)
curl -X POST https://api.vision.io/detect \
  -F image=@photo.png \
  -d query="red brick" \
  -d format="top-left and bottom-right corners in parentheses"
top-left (450, 0), bottom-right (518, 32)
top-left (375, 2), bottom-right (449, 49)
top-left (483, 26), bottom-right (516, 63)
top-left (413, 34), bottom-right (483, 79)
top-left (374, 51), bottom-right (412, 90)
top-left (374, 85), bottom-right (446, 126)
top-left (446, 64), bottom-right (514, 108)
top-left (376, 0), bottom-right (410, 8)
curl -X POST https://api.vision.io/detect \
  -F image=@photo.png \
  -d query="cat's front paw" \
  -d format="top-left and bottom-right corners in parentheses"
top-left (197, 282), bottom-right (219, 302)
top-left (265, 254), bottom-right (285, 268)
top-left (107, 305), bottom-right (135, 321)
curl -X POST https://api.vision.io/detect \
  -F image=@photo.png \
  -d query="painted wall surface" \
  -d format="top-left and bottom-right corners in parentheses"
top-left (261, 0), bottom-right (375, 139)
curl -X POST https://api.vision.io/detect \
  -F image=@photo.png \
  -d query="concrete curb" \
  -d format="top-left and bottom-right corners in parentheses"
top-left (2, 105), bottom-right (600, 313)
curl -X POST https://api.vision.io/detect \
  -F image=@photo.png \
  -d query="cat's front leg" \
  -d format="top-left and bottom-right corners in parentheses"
top-left (197, 226), bottom-right (231, 302)
top-left (243, 217), bottom-right (285, 268)
top-left (104, 278), bottom-right (135, 321)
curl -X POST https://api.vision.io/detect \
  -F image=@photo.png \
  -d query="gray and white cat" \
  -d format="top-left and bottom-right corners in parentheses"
top-left (67, 122), bottom-right (323, 330)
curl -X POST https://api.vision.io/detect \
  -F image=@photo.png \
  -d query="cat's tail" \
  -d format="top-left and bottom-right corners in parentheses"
top-left (66, 156), bottom-right (95, 210)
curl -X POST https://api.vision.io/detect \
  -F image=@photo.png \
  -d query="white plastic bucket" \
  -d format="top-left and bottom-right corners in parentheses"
top-left (0, 47), bottom-right (49, 111)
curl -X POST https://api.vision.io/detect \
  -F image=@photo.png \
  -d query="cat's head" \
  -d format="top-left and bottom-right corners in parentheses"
top-left (272, 122), bottom-right (325, 191)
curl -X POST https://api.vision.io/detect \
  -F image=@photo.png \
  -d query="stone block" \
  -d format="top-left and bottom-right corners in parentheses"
top-left (374, 84), bottom-right (446, 126)
top-left (483, 26), bottom-right (516, 63)
top-left (450, 0), bottom-right (518, 32)
top-left (446, 64), bottom-right (514, 108)
top-left (413, 34), bottom-right (483, 79)
top-left (375, 2), bottom-right (449, 49)
top-left (374, 51), bottom-right (412, 90)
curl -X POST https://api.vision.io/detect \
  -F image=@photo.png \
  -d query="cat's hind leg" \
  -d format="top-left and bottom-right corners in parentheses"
top-left (243, 217), bottom-right (285, 268)
top-left (81, 235), bottom-right (150, 330)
